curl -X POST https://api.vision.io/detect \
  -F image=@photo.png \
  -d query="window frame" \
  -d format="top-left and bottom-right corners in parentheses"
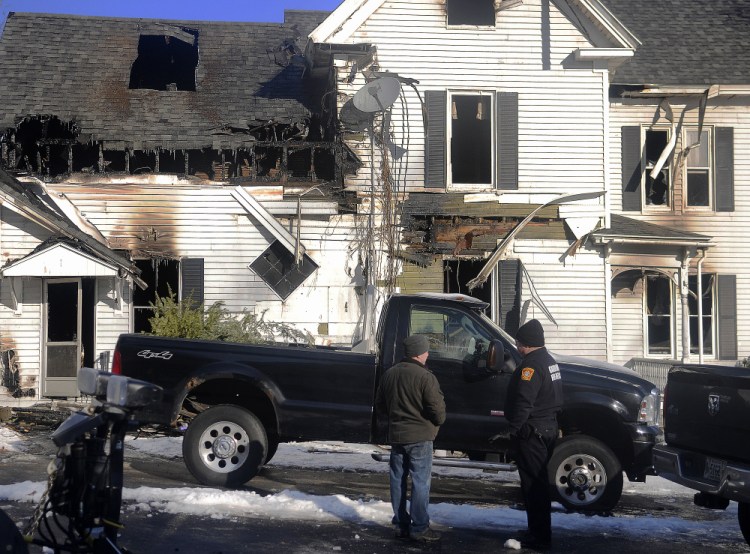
top-left (447, 89), bottom-right (495, 191)
top-left (688, 273), bottom-right (716, 358)
top-left (683, 126), bottom-right (714, 210)
top-left (249, 240), bottom-right (319, 301)
top-left (643, 274), bottom-right (675, 358)
top-left (641, 126), bottom-right (673, 210)
top-left (446, 0), bottom-right (497, 27)
top-left (132, 258), bottom-right (180, 334)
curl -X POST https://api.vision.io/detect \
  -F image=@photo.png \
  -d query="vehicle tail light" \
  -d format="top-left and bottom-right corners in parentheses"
top-left (638, 387), bottom-right (660, 425)
top-left (112, 348), bottom-right (122, 375)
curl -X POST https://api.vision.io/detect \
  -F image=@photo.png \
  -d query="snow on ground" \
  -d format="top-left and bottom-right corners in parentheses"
top-left (0, 425), bottom-right (743, 544)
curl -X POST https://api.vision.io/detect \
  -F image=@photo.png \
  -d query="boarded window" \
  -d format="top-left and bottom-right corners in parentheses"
top-left (447, 0), bottom-right (496, 26)
top-left (250, 240), bottom-right (318, 300)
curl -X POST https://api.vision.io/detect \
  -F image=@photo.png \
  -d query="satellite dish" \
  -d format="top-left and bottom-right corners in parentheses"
top-left (352, 77), bottom-right (401, 113)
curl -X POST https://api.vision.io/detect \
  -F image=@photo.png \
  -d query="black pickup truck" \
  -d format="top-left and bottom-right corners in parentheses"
top-left (653, 364), bottom-right (750, 546)
top-left (112, 292), bottom-right (660, 511)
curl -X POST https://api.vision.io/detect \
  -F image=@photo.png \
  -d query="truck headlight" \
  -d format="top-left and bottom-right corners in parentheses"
top-left (638, 387), bottom-right (660, 425)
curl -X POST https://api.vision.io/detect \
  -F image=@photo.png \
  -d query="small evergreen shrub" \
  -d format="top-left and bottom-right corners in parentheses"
top-left (147, 291), bottom-right (313, 345)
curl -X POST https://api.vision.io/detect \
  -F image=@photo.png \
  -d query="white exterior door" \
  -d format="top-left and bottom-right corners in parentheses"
top-left (43, 278), bottom-right (82, 397)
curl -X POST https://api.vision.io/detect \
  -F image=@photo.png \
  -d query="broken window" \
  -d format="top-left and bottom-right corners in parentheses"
top-left (449, 92), bottom-right (493, 187)
top-left (645, 274), bottom-right (673, 356)
top-left (688, 274), bottom-right (714, 356)
top-left (129, 29), bottom-right (199, 91)
top-left (249, 240), bottom-right (318, 300)
top-left (132, 258), bottom-right (180, 333)
top-left (685, 128), bottom-right (712, 208)
top-left (643, 128), bottom-right (671, 207)
top-left (447, 0), bottom-right (496, 26)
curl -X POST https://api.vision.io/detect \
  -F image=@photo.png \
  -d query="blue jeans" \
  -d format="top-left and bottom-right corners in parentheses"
top-left (389, 441), bottom-right (434, 534)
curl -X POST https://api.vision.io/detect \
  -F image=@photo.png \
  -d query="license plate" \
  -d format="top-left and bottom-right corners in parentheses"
top-left (703, 457), bottom-right (726, 482)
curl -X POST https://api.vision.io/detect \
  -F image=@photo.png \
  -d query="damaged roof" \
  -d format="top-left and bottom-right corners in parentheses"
top-left (0, 10), bottom-right (329, 150)
top-left (605, 0), bottom-right (750, 86)
top-left (0, 167), bottom-right (141, 282)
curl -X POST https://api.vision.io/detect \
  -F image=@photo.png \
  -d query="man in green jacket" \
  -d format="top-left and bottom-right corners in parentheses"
top-left (375, 334), bottom-right (446, 542)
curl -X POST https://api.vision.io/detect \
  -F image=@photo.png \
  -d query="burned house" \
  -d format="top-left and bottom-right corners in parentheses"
top-left (305, 0), bottom-right (750, 372)
top-left (0, 10), bottom-right (367, 399)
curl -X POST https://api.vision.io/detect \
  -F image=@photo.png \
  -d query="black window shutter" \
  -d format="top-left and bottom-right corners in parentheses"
top-left (498, 258), bottom-right (521, 335)
top-left (181, 257), bottom-right (204, 305)
top-left (715, 127), bottom-right (734, 212)
top-left (717, 274), bottom-right (737, 360)
top-left (425, 90), bottom-right (447, 189)
top-left (621, 126), bottom-right (642, 211)
top-left (497, 91), bottom-right (519, 190)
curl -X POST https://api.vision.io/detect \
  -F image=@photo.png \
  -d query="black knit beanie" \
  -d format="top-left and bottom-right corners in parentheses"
top-left (515, 319), bottom-right (545, 347)
top-left (403, 335), bottom-right (429, 357)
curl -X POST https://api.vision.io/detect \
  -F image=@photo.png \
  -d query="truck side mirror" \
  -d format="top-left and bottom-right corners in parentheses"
top-left (487, 340), bottom-right (517, 374)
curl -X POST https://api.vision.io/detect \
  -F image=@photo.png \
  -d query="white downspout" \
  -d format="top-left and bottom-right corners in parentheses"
top-left (604, 241), bottom-right (613, 362)
top-left (680, 249), bottom-right (691, 363)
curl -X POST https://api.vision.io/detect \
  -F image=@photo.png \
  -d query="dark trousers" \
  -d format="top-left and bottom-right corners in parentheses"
top-left (514, 423), bottom-right (558, 541)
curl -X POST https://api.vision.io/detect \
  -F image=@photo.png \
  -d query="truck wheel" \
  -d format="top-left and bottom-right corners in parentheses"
top-left (548, 435), bottom-right (623, 512)
top-left (739, 502), bottom-right (750, 546)
top-left (265, 439), bottom-right (279, 464)
top-left (183, 405), bottom-right (267, 487)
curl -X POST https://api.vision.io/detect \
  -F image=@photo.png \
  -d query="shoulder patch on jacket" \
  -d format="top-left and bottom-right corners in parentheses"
top-left (521, 367), bottom-right (535, 381)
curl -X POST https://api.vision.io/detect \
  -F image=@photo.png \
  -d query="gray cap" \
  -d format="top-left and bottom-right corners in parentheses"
top-left (403, 334), bottom-right (429, 357)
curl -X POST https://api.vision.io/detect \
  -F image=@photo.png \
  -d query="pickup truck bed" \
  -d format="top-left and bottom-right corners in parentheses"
top-left (653, 364), bottom-right (750, 546)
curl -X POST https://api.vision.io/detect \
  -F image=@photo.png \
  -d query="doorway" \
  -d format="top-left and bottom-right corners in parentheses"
top-left (43, 278), bottom-right (96, 397)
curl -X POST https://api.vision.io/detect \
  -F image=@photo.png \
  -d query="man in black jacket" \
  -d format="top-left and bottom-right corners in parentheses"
top-left (505, 319), bottom-right (563, 551)
top-left (375, 334), bottom-right (446, 542)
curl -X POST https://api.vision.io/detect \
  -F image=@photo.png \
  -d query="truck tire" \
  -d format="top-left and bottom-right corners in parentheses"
top-left (183, 405), bottom-right (268, 487)
top-left (739, 502), bottom-right (750, 546)
top-left (548, 435), bottom-right (623, 512)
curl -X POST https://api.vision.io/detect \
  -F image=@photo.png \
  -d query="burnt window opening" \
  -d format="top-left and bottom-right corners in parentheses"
top-left (129, 30), bottom-right (199, 91)
top-left (451, 94), bottom-right (493, 185)
top-left (444, 257), bottom-right (493, 310)
top-left (132, 258), bottom-right (180, 333)
top-left (644, 128), bottom-right (671, 207)
top-left (2, 116), bottom-right (79, 175)
top-left (250, 240), bottom-right (318, 300)
top-left (129, 150), bottom-right (157, 174)
top-left (71, 143), bottom-right (102, 173)
top-left (447, 0), bottom-right (496, 26)
top-left (103, 150), bottom-right (127, 173)
top-left (158, 149), bottom-right (188, 175)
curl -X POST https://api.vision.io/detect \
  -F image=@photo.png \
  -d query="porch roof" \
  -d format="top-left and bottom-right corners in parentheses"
top-left (591, 214), bottom-right (713, 247)
top-left (1, 240), bottom-right (118, 278)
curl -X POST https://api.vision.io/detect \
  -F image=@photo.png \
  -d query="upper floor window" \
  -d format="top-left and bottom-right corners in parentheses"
top-left (684, 128), bottom-right (712, 208)
top-left (425, 90), bottom-right (517, 190)
top-left (621, 125), bottom-right (734, 213)
top-left (447, 0), bottom-right (496, 26)
top-left (449, 92), bottom-right (493, 187)
top-left (643, 128), bottom-right (671, 208)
